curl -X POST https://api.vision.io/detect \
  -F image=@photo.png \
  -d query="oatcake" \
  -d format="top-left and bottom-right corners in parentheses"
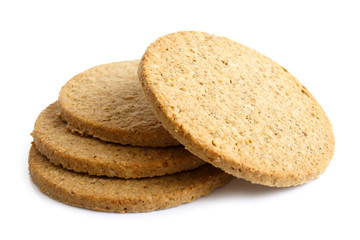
top-left (32, 103), bottom-right (204, 178)
top-left (29, 145), bottom-right (232, 213)
top-left (58, 60), bottom-right (179, 147)
top-left (139, 31), bottom-right (335, 187)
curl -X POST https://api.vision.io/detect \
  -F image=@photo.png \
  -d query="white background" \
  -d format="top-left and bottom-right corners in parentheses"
top-left (1, 0), bottom-right (359, 239)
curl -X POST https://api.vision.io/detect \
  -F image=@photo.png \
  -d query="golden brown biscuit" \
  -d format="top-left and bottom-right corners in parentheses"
top-left (32, 103), bottom-right (204, 178)
top-left (58, 60), bottom-right (179, 147)
top-left (29, 145), bottom-right (232, 213)
top-left (139, 31), bottom-right (335, 187)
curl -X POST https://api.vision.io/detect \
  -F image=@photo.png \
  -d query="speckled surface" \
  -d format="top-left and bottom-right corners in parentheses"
top-left (139, 31), bottom-right (335, 187)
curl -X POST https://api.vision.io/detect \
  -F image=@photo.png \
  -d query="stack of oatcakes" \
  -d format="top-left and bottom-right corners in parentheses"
top-left (29, 31), bottom-right (335, 213)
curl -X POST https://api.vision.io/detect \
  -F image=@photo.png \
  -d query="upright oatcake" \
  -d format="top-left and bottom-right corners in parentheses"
top-left (139, 31), bottom-right (335, 187)
top-left (58, 60), bottom-right (179, 147)
top-left (29, 146), bottom-right (232, 213)
top-left (32, 103), bottom-right (204, 178)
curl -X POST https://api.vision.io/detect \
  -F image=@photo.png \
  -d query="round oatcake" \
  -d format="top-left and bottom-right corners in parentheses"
top-left (32, 103), bottom-right (204, 178)
top-left (28, 146), bottom-right (232, 213)
top-left (139, 31), bottom-right (335, 187)
top-left (58, 60), bottom-right (179, 147)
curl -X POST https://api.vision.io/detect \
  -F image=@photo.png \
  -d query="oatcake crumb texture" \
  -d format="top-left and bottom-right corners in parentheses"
top-left (139, 31), bottom-right (335, 187)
